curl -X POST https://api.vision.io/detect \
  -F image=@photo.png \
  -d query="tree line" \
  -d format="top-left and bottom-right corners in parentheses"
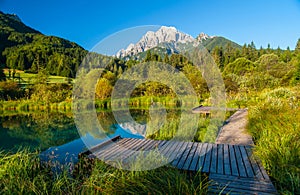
top-left (1, 38), bottom-right (300, 103)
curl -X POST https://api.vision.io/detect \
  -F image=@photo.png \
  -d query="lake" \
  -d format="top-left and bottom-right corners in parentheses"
top-left (0, 108), bottom-right (189, 164)
top-left (0, 108), bottom-right (228, 165)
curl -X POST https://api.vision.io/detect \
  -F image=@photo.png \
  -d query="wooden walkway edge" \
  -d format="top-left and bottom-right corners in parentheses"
top-left (79, 137), bottom-right (277, 194)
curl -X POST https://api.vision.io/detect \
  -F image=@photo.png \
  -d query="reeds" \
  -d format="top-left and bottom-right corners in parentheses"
top-left (248, 87), bottom-right (300, 194)
top-left (0, 149), bottom-right (209, 194)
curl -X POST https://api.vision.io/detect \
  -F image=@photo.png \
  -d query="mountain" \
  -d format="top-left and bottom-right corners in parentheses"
top-left (116, 26), bottom-right (195, 58)
top-left (0, 11), bottom-right (40, 34)
top-left (116, 26), bottom-right (241, 60)
top-left (0, 11), bottom-right (87, 77)
top-left (201, 36), bottom-right (241, 52)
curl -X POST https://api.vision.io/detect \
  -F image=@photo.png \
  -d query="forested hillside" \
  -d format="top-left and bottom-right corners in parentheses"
top-left (0, 11), bottom-right (87, 77)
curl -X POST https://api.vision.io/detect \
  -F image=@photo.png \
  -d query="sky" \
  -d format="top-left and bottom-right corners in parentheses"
top-left (1, 0), bottom-right (300, 51)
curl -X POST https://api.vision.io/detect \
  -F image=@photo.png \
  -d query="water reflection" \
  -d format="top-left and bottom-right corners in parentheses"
top-left (0, 108), bottom-right (215, 166)
top-left (0, 112), bottom-right (77, 152)
top-left (0, 109), bottom-right (180, 152)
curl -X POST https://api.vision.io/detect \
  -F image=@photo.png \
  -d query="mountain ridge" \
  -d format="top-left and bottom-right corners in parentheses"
top-left (116, 26), bottom-right (241, 60)
top-left (0, 12), bottom-right (242, 77)
top-left (0, 11), bottom-right (86, 77)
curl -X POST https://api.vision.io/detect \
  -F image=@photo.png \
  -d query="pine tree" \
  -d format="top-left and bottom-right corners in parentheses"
top-left (267, 43), bottom-right (271, 53)
top-left (295, 38), bottom-right (300, 53)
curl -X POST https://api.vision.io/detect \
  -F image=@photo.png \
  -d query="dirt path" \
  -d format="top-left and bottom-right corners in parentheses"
top-left (216, 109), bottom-right (254, 145)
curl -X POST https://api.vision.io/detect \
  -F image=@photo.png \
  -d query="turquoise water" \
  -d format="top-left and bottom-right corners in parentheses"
top-left (0, 109), bottom-right (180, 164)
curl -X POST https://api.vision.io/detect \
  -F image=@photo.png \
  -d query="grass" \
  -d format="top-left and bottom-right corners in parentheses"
top-left (0, 100), bottom-right (73, 113)
top-left (247, 87), bottom-right (300, 194)
top-left (2, 83), bottom-right (299, 193)
top-left (0, 149), bottom-right (209, 194)
top-left (3, 69), bottom-right (72, 84)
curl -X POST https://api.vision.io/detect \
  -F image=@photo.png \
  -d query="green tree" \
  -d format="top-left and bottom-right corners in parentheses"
top-left (223, 57), bottom-right (255, 76)
top-left (291, 54), bottom-right (300, 84)
top-left (280, 47), bottom-right (292, 63)
top-left (212, 46), bottom-right (224, 69)
top-left (295, 38), bottom-right (300, 53)
top-left (256, 54), bottom-right (292, 79)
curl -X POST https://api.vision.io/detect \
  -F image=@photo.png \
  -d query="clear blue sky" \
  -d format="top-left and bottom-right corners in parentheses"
top-left (1, 0), bottom-right (300, 50)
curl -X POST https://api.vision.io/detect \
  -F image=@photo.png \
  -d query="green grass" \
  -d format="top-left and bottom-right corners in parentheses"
top-left (0, 100), bottom-right (73, 113)
top-left (3, 69), bottom-right (72, 84)
top-left (0, 149), bottom-right (209, 194)
top-left (247, 87), bottom-right (300, 194)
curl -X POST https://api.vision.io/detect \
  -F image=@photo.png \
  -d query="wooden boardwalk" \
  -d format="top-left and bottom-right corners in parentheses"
top-left (192, 106), bottom-right (238, 114)
top-left (79, 136), bottom-right (277, 194)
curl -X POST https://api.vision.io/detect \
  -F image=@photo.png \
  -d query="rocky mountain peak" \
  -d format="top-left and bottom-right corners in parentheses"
top-left (196, 32), bottom-right (215, 42)
top-left (116, 26), bottom-right (196, 58)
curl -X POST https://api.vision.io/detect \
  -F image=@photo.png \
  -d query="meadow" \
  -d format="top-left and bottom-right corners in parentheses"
top-left (3, 69), bottom-right (72, 85)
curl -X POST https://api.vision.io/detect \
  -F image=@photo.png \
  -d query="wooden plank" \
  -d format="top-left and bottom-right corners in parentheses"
top-left (135, 139), bottom-right (156, 151)
top-left (196, 143), bottom-right (208, 171)
top-left (161, 141), bottom-right (181, 159)
top-left (125, 140), bottom-right (170, 167)
top-left (245, 146), bottom-right (264, 180)
top-left (209, 173), bottom-right (273, 186)
top-left (202, 143), bottom-right (213, 173)
top-left (101, 138), bottom-right (141, 160)
top-left (147, 140), bottom-right (167, 150)
top-left (189, 143), bottom-right (202, 171)
top-left (170, 141), bottom-right (189, 167)
top-left (208, 187), bottom-right (277, 195)
top-left (105, 138), bottom-right (146, 160)
top-left (209, 175), bottom-right (273, 187)
top-left (255, 159), bottom-right (270, 181)
top-left (151, 140), bottom-right (182, 166)
top-left (234, 145), bottom-right (247, 177)
top-left (183, 142), bottom-right (198, 170)
top-left (223, 144), bottom-right (231, 175)
top-left (177, 142), bottom-right (194, 169)
top-left (118, 139), bottom-right (154, 161)
top-left (157, 140), bottom-right (182, 166)
top-left (123, 138), bottom-right (147, 150)
top-left (93, 138), bottom-right (131, 159)
top-left (209, 179), bottom-right (277, 192)
top-left (79, 135), bottom-right (121, 157)
top-left (132, 139), bottom-right (155, 150)
top-left (89, 135), bottom-right (121, 152)
top-left (217, 144), bottom-right (224, 175)
top-left (209, 174), bottom-right (278, 194)
top-left (159, 140), bottom-right (177, 155)
top-left (228, 145), bottom-right (239, 176)
top-left (210, 144), bottom-right (218, 173)
top-left (239, 146), bottom-right (255, 178)
top-left (120, 139), bottom-right (168, 165)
